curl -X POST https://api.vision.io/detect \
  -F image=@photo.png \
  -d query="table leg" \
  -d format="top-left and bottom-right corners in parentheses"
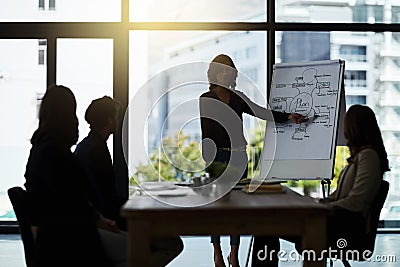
top-left (127, 219), bottom-right (151, 267)
top-left (302, 215), bottom-right (327, 267)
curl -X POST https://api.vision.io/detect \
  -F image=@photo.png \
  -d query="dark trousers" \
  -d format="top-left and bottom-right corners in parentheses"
top-left (251, 207), bottom-right (365, 266)
top-left (251, 236), bottom-right (280, 267)
top-left (34, 220), bottom-right (111, 267)
top-left (327, 207), bottom-right (365, 249)
top-left (208, 149), bottom-right (248, 246)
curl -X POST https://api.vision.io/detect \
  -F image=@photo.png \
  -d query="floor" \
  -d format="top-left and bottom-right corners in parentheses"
top-left (1, 234), bottom-right (399, 266)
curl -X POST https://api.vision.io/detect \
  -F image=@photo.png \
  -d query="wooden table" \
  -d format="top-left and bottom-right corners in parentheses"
top-left (122, 186), bottom-right (330, 267)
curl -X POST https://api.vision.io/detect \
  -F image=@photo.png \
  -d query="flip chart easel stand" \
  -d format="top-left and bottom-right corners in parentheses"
top-left (321, 178), bottom-right (331, 199)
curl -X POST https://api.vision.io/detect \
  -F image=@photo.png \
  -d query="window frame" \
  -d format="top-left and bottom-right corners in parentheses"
top-left (1, 0), bottom-right (400, 230)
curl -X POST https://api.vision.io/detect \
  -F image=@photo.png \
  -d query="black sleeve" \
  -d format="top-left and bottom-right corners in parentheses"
top-left (272, 110), bottom-right (290, 123)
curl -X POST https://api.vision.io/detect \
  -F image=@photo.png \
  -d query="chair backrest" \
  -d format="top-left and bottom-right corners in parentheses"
top-left (7, 186), bottom-right (35, 267)
top-left (338, 180), bottom-right (389, 267)
top-left (364, 180), bottom-right (389, 251)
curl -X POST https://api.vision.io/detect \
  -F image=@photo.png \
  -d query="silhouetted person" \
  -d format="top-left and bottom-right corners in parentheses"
top-left (74, 96), bottom-right (183, 267)
top-left (251, 104), bottom-right (390, 266)
top-left (323, 104), bottom-right (390, 246)
top-left (24, 85), bottom-right (126, 267)
top-left (200, 54), bottom-right (306, 267)
top-left (74, 96), bottom-right (126, 230)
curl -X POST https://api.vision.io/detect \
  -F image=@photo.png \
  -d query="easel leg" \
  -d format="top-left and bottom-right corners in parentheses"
top-left (320, 179), bottom-right (331, 199)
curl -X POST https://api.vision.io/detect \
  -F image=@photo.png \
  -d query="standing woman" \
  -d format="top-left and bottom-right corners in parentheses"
top-left (199, 54), bottom-right (306, 267)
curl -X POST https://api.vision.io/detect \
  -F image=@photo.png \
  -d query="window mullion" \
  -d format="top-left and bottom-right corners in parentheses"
top-left (46, 36), bottom-right (56, 88)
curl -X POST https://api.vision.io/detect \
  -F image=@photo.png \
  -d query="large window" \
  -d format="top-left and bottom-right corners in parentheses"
top-left (129, 0), bottom-right (266, 22)
top-left (0, 0), bottom-right (120, 22)
top-left (1, 0), bottom-right (400, 227)
top-left (0, 40), bottom-right (46, 220)
top-left (56, 38), bottom-right (113, 149)
top-left (128, 30), bottom-right (266, 181)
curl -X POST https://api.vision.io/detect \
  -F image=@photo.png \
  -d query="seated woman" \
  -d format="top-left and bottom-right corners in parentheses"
top-left (74, 96), bottom-right (183, 266)
top-left (74, 96), bottom-right (126, 230)
top-left (251, 104), bottom-right (390, 266)
top-left (321, 104), bottom-right (390, 247)
top-left (24, 85), bottom-right (124, 267)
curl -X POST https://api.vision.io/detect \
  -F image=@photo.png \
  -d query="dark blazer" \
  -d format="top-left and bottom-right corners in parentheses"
top-left (24, 134), bottom-right (97, 226)
top-left (74, 130), bottom-right (125, 228)
top-left (24, 133), bottom-right (109, 267)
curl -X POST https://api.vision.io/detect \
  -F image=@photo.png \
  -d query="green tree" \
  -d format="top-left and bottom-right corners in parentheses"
top-left (332, 146), bottom-right (350, 190)
top-left (130, 124), bottom-right (350, 194)
top-left (130, 131), bottom-right (205, 185)
top-left (247, 120), bottom-right (266, 178)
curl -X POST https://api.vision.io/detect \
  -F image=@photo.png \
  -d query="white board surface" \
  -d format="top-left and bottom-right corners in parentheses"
top-left (259, 60), bottom-right (344, 180)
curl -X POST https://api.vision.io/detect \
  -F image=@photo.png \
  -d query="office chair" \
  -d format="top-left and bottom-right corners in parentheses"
top-left (7, 186), bottom-right (35, 267)
top-left (331, 180), bottom-right (389, 267)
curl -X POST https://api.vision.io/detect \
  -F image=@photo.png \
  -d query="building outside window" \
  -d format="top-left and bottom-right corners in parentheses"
top-left (38, 39), bottom-right (46, 65)
top-left (345, 95), bottom-right (366, 106)
top-left (344, 70), bottom-right (367, 87)
top-left (353, 3), bottom-right (383, 23)
top-left (246, 46), bottom-right (257, 59)
top-left (339, 45), bottom-right (367, 62)
top-left (38, 0), bottom-right (56, 11)
top-left (49, 0), bottom-right (56, 10)
top-left (38, 0), bottom-right (45, 10)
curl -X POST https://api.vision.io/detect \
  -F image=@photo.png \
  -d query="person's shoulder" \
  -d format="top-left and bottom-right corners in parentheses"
top-left (75, 135), bottom-right (89, 148)
top-left (359, 147), bottom-right (379, 157)
top-left (74, 135), bottom-right (95, 155)
top-left (231, 89), bottom-right (248, 100)
top-left (356, 147), bottom-right (380, 164)
top-left (230, 90), bottom-right (251, 106)
top-left (200, 90), bottom-right (215, 98)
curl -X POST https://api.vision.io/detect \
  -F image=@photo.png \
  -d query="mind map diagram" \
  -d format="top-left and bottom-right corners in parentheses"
top-left (270, 67), bottom-right (339, 141)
